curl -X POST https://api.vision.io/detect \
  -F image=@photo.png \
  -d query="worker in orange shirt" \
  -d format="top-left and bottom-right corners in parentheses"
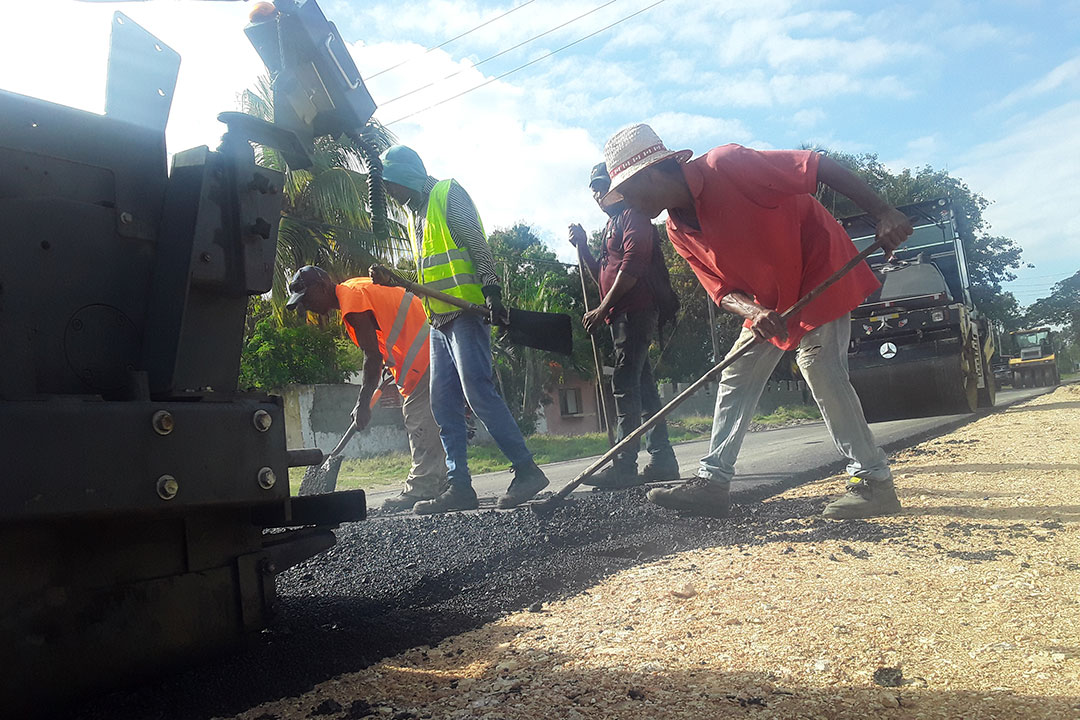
top-left (286, 266), bottom-right (447, 512)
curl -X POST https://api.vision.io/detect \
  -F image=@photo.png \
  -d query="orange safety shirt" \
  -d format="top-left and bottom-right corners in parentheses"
top-left (667, 145), bottom-right (880, 351)
top-left (336, 278), bottom-right (431, 397)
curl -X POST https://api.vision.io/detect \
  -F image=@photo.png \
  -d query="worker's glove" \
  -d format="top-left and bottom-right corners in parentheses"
top-left (351, 397), bottom-right (373, 431)
top-left (482, 285), bottom-right (509, 326)
top-left (369, 264), bottom-right (396, 286)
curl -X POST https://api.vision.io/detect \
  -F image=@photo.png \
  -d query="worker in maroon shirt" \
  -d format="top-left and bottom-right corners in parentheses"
top-left (568, 162), bottom-right (680, 488)
top-left (601, 124), bottom-right (913, 519)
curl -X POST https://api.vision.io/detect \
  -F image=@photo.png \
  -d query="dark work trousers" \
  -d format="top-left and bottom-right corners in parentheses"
top-left (609, 308), bottom-right (673, 469)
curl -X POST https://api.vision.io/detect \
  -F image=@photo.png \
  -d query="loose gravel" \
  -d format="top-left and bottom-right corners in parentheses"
top-left (77, 464), bottom-right (888, 719)
top-left (77, 387), bottom-right (1079, 720)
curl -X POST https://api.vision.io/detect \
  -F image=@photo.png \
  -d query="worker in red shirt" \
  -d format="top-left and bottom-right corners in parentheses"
top-left (601, 124), bottom-right (913, 519)
top-left (568, 162), bottom-right (680, 488)
top-left (286, 266), bottom-right (447, 513)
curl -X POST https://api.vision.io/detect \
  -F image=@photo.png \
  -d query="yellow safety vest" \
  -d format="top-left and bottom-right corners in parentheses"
top-left (410, 179), bottom-right (486, 317)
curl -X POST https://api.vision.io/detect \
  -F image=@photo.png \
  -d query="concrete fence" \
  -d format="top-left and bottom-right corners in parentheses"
top-left (281, 383), bottom-right (410, 459)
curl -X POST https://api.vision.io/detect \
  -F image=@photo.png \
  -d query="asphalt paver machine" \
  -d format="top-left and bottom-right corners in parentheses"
top-left (1, 1), bottom-right (384, 711)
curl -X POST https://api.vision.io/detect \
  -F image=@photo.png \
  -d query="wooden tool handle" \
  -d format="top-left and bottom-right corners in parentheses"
top-left (543, 238), bottom-right (886, 505)
top-left (370, 265), bottom-right (489, 317)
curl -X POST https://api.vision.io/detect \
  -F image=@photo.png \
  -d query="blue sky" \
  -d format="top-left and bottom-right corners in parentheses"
top-left (2, 0), bottom-right (1078, 306)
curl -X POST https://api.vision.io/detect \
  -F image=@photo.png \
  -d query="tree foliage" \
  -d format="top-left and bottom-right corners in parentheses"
top-left (1025, 270), bottom-right (1080, 346)
top-left (487, 224), bottom-right (591, 435)
top-left (238, 318), bottom-right (361, 390)
top-left (814, 150), bottom-right (1024, 329)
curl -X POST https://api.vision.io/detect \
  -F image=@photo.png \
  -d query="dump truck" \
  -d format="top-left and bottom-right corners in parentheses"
top-left (1007, 327), bottom-right (1060, 387)
top-left (841, 198), bottom-right (995, 421)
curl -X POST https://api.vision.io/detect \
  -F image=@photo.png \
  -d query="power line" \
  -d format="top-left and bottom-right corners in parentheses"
top-left (380, 0), bottom-right (619, 107)
top-left (385, 0), bottom-right (672, 126)
top-left (367, 0), bottom-right (542, 80)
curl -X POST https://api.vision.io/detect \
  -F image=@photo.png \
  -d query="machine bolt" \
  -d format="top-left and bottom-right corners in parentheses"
top-left (259, 558), bottom-right (277, 575)
top-left (257, 467), bottom-right (276, 489)
top-left (152, 410), bottom-right (175, 435)
top-left (252, 409), bottom-right (273, 432)
top-left (156, 475), bottom-right (179, 500)
top-left (119, 211), bottom-right (134, 225)
top-left (199, 252), bottom-right (212, 263)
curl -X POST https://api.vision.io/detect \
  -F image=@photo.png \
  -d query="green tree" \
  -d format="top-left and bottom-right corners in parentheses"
top-left (813, 150), bottom-right (1024, 329)
top-left (238, 317), bottom-right (362, 390)
top-left (1024, 270), bottom-right (1080, 369)
top-left (487, 224), bottom-right (591, 435)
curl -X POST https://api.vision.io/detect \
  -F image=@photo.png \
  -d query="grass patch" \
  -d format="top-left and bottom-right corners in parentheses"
top-left (289, 404), bottom-right (820, 493)
top-left (753, 404), bottom-right (822, 426)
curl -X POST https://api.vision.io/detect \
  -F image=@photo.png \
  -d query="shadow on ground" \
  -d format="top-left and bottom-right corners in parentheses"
top-left (74, 489), bottom-right (900, 720)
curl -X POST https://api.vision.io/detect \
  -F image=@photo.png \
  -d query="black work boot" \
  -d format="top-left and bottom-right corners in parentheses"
top-left (413, 484), bottom-right (480, 515)
top-left (646, 477), bottom-right (730, 517)
top-left (497, 462), bottom-right (550, 508)
top-left (639, 451), bottom-right (680, 482)
top-left (822, 477), bottom-right (902, 519)
top-left (381, 492), bottom-right (429, 513)
top-left (583, 462), bottom-right (642, 489)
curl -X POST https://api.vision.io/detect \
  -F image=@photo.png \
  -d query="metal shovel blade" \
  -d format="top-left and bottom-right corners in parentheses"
top-left (504, 308), bottom-right (574, 355)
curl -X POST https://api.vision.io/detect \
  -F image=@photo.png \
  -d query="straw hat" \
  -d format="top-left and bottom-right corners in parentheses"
top-left (601, 124), bottom-right (692, 202)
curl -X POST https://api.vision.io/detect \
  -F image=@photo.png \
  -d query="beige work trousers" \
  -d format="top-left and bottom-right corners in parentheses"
top-left (401, 369), bottom-right (448, 498)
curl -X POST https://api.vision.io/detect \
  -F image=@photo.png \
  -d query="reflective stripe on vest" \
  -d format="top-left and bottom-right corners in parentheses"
top-left (412, 179), bottom-right (486, 316)
top-left (397, 323), bottom-right (431, 383)
top-left (383, 292), bottom-right (416, 369)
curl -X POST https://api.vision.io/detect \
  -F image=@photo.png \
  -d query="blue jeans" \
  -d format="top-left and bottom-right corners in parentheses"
top-left (429, 314), bottom-right (533, 487)
top-left (698, 314), bottom-right (890, 486)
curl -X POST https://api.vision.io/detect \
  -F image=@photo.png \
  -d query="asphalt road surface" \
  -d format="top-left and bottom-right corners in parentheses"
top-left (367, 385), bottom-right (1052, 509)
top-left (76, 385), bottom-right (1053, 720)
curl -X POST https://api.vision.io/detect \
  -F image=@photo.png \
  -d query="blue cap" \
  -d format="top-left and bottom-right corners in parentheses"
top-left (380, 145), bottom-right (428, 193)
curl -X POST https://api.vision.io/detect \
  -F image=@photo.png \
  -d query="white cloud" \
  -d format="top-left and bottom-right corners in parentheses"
top-left (955, 101), bottom-right (1080, 289)
top-left (645, 111), bottom-right (752, 150)
top-left (791, 107), bottom-right (826, 128)
top-left (348, 39), bottom-right (605, 260)
top-left (993, 55), bottom-right (1080, 110)
top-left (0, 1), bottom-right (265, 156)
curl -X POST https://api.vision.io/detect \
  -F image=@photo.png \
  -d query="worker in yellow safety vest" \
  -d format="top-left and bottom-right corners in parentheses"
top-left (286, 266), bottom-right (447, 512)
top-left (376, 144), bottom-right (549, 514)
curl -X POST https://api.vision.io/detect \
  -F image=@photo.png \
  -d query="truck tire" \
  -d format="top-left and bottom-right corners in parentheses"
top-left (976, 346), bottom-right (996, 408)
top-left (1013, 370), bottom-right (1023, 388)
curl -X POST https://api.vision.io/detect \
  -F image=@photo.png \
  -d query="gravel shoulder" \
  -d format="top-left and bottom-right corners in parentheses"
top-left (231, 385), bottom-right (1080, 720)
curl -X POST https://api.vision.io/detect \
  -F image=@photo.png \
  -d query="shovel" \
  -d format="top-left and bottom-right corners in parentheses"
top-left (370, 265), bottom-right (574, 356)
top-left (297, 376), bottom-right (392, 496)
top-left (532, 238), bottom-right (887, 514)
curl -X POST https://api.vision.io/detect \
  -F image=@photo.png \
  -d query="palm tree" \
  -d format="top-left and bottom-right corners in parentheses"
top-left (240, 76), bottom-right (409, 319)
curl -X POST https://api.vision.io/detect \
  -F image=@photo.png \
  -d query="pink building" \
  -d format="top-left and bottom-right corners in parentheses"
top-left (541, 369), bottom-right (615, 437)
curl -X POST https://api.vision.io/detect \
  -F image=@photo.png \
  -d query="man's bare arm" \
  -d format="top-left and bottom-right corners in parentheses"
top-left (583, 270), bottom-right (638, 333)
top-left (720, 291), bottom-right (788, 342)
top-left (817, 155), bottom-right (913, 259)
top-left (345, 311), bottom-right (384, 429)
